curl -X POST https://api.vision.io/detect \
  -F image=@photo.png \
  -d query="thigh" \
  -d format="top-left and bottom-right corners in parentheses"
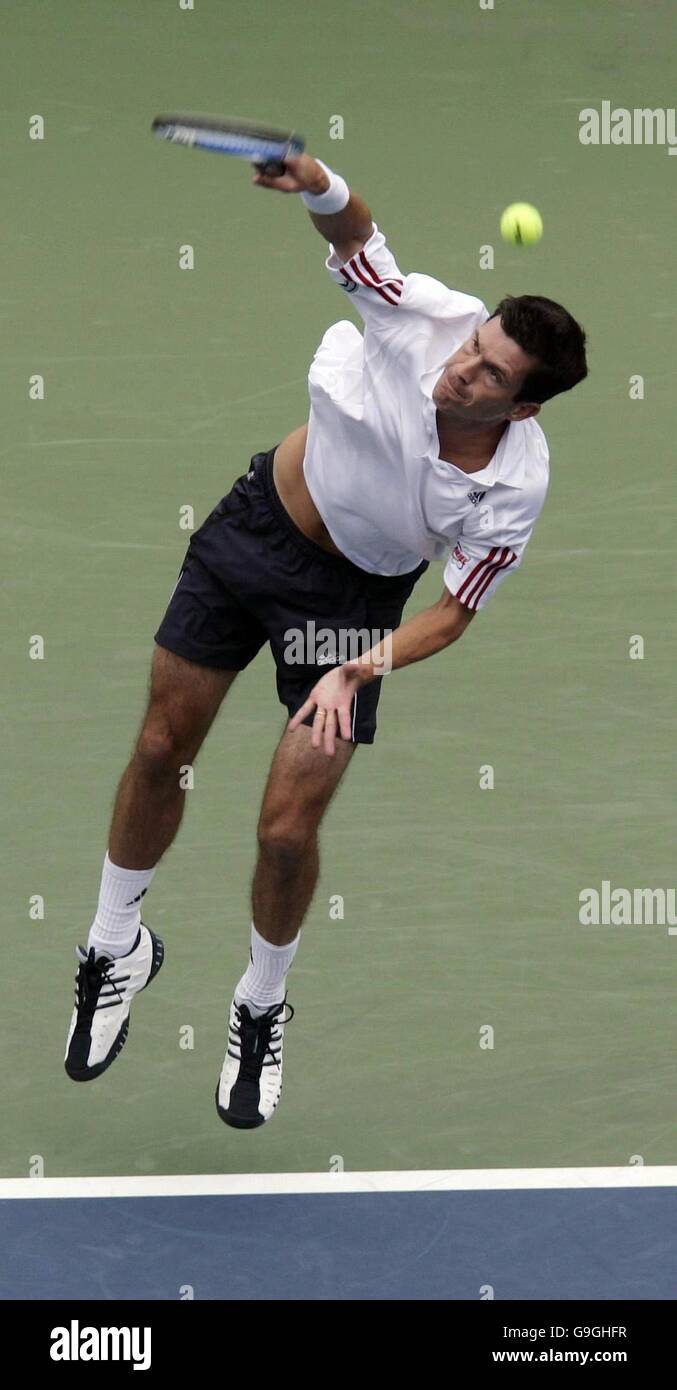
top-left (258, 722), bottom-right (356, 837)
top-left (140, 646), bottom-right (237, 756)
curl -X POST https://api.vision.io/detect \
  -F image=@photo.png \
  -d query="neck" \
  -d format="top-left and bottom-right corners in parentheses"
top-left (436, 411), bottom-right (509, 460)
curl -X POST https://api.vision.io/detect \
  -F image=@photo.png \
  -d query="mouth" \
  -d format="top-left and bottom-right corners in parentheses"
top-left (444, 376), bottom-right (468, 402)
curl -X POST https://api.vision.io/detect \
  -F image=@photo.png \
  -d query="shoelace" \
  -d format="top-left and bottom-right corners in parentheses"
top-left (74, 949), bottom-right (126, 1021)
top-left (233, 1002), bottom-right (295, 1081)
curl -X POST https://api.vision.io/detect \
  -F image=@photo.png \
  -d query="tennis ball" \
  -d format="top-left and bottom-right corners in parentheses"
top-left (500, 202), bottom-right (543, 246)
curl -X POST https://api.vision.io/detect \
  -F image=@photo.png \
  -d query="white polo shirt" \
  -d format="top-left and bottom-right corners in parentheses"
top-left (302, 224), bottom-right (550, 611)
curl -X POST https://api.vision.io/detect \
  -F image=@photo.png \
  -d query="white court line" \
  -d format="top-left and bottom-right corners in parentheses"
top-left (1, 1167), bottom-right (676, 1201)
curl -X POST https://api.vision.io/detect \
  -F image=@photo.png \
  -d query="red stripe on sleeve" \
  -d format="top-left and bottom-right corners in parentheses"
top-left (456, 549), bottom-right (498, 604)
top-left (358, 248), bottom-right (404, 294)
top-left (347, 256), bottom-right (401, 305)
top-left (467, 548), bottom-right (517, 608)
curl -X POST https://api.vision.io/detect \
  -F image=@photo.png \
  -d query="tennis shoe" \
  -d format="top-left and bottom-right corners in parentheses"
top-left (64, 925), bottom-right (164, 1081)
top-left (215, 997), bottom-right (293, 1129)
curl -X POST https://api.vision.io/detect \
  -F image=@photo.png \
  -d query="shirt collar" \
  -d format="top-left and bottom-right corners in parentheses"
top-left (420, 364), bottom-right (526, 490)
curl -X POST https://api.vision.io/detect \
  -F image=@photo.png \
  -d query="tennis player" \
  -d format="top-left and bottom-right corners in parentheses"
top-left (65, 154), bottom-right (588, 1128)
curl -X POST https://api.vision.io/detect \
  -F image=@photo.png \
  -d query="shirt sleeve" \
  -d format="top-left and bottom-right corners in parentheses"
top-left (325, 224), bottom-right (488, 361)
top-left (325, 223), bottom-right (406, 325)
top-left (443, 452), bottom-right (549, 612)
top-left (443, 536), bottom-right (522, 612)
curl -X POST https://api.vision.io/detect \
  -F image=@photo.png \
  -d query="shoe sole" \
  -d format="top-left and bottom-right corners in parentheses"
top-left (65, 929), bottom-right (165, 1083)
top-left (214, 1084), bottom-right (275, 1129)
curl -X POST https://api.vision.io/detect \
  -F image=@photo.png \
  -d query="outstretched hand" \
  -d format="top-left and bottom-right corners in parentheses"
top-left (251, 153), bottom-right (330, 195)
top-left (288, 662), bottom-right (366, 756)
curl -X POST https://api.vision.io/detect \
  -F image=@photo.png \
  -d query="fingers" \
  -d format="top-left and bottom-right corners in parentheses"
top-left (291, 704), bottom-right (340, 757)
top-left (324, 708), bottom-right (337, 758)
top-left (339, 703), bottom-right (353, 743)
top-left (282, 154), bottom-right (306, 177)
top-left (251, 164), bottom-right (300, 193)
top-left (311, 706), bottom-right (339, 756)
top-left (250, 153), bottom-right (321, 194)
top-left (288, 689), bottom-right (355, 757)
top-left (251, 172), bottom-right (289, 190)
top-left (251, 168), bottom-right (286, 190)
top-left (289, 696), bottom-right (316, 731)
top-left (311, 705), bottom-right (325, 750)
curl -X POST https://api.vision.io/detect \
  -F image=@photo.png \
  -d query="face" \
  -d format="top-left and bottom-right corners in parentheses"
top-left (432, 317), bottom-right (541, 424)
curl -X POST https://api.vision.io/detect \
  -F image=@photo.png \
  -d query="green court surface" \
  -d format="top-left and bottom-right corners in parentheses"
top-left (3, 0), bottom-right (675, 1178)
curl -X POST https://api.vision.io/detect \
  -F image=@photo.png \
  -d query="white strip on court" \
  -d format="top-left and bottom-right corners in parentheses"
top-left (1, 1166), bottom-right (676, 1200)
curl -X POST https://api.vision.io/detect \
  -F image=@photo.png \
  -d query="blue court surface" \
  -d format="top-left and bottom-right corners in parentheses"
top-left (2, 1168), bottom-right (676, 1301)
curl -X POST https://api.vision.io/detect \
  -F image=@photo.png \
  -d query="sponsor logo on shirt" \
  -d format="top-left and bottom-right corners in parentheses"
top-left (452, 542), bottom-right (469, 569)
top-left (340, 276), bottom-right (358, 293)
top-left (467, 489), bottom-right (487, 506)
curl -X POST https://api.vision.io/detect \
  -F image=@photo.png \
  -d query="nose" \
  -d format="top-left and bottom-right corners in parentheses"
top-left (459, 346), bottom-right (481, 383)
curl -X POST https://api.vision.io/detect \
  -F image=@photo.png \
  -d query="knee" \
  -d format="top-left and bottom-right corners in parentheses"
top-left (257, 817), bottom-right (315, 875)
top-left (134, 717), bottom-right (190, 780)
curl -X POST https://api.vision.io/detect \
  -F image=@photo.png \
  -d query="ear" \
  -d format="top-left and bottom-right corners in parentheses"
top-left (508, 401), bottom-right (541, 422)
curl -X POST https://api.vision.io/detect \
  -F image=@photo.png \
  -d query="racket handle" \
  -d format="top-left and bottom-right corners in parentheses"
top-left (256, 159), bottom-right (287, 177)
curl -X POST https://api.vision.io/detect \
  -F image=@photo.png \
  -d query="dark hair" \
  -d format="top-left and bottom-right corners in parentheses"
top-left (488, 295), bottom-right (588, 404)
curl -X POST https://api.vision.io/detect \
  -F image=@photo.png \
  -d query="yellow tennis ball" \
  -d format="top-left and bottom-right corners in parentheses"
top-left (500, 202), bottom-right (543, 246)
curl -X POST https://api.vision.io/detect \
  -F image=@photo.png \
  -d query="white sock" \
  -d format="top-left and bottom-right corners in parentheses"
top-left (87, 852), bottom-right (158, 959)
top-left (234, 922), bottom-right (300, 1016)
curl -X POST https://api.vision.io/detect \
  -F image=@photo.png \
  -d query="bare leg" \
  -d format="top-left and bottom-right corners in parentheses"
top-left (252, 723), bottom-right (356, 944)
top-left (109, 647), bottom-right (237, 869)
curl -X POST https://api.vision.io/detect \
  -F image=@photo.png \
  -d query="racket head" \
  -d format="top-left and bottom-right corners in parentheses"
top-left (151, 114), bottom-right (304, 171)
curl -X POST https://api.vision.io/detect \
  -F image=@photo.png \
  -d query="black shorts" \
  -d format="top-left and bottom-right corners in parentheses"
top-left (154, 447), bottom-right (428, 745)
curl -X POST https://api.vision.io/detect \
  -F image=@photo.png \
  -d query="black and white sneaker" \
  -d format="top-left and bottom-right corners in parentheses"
top-left (64, 925), bottom-right (164, 1082)
top-left (215, 997), bottom-right (294, 1129)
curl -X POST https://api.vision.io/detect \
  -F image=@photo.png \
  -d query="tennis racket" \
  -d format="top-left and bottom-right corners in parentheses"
top-left (151, 114), bottom-right (305, 176)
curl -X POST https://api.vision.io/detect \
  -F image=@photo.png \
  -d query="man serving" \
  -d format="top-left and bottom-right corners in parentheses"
top-left (64, 153), bottom-right (588, 1130)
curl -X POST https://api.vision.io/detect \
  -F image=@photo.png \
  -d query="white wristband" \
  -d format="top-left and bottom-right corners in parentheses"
top-left (301, 160), bottom-right (350, 214)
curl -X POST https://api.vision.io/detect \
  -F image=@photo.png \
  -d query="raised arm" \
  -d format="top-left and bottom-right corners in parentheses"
top-left (252, 153), bottom-right (373, 262)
